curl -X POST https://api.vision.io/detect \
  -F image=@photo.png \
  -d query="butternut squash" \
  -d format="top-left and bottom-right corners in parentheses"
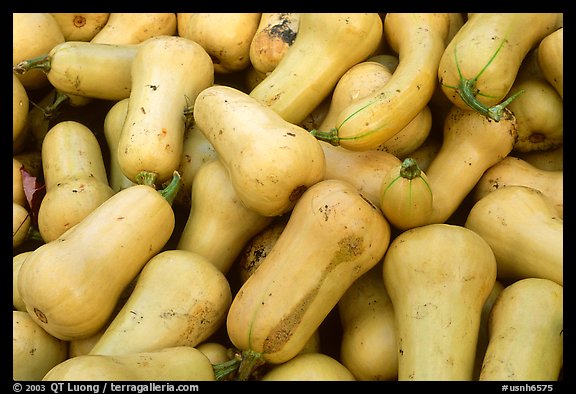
top-left (13, 73), bottom-right (29, 152)
top-left (118, 35), bottom-right (214, 186)
top-left (38, 120), bottom-right (114, 242)
top-left (249, 13), bottom-right (301, 74)
top-left (50, 13), bottom-right (109, 41)
top-left (313, 13), bottom-right (450, 150)
top-left (13, 251), bottom-right (33, 311)
top-left (43, 346), bottom-right (215, 381)
top-left (538, 27), bottom-right (563, 99)
top-left (13, 310), bottom-right (68, 381)
top-left (14, 40), bottom-right (139, 101)
top-left (250, 13), bottom-right (383, 125)
top-left (193, 85), bottom-right (325, 217)
top-left (479, 278), bottom-right (563, 381)
top-left (320, 141), bottom-right (401, 207)
top-left (425, 105), bottom-right (518, 224)
top-left (438, 13), bottom-right (561, 113)
top-left (13, 158), bottom-right (27, 208)
top-left (91, 13), bottom-right (177, 45)
top-left (382, 223), bottom-right (497, 380)
top-left (516, 145), bottom-right (563, 171)
top-left (465, 185), bottom-right (563, 286)
top-left (472, 156), bottom-right (563, 218)
top-left (13, 202), bottom-right (31, 249)
top-left (102, 98), bottom-right (136, 193)
top-left (338, 263), bottom-right (397, 381)
top-left (261, 353), bottom-right (356, 381)
top-left (380, 157), bottom-right (433, 231)
top-left (177, 13), bottom-right (261, 74)
top-left (226, 179), bottom-right (391, 379)
top-left (17, 173), bottom-right (180, 341)
top-left (89, 250), bottom-right (232, 356)
top-left (197, 342), bottom-right (234, 365)
top-left (13, 13), bottom-right (65, 90)
top-left (177, 159), bottom-right (273, 274)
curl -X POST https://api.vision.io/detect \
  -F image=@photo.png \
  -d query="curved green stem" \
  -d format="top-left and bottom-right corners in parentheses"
top-left (236, 349), bottom-right (266, 381)
top-left (157, 171), bottom-right (181, 205)
top-left (13, 54), bottom-right (51, 74)
top-left (135, 171), bottom-right (158, 188)
top-left (309, 128), bottom-right (340, 146)
top-left (212, 357), bottom-right (242, 381)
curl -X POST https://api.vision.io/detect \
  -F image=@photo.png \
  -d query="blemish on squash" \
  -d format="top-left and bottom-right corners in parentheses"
top-left (73, 15), bottom-right (87, 28)
top-left (289, 185), bottom-right (307, 202)
top-left (34, 307), bottom-right (48, 324)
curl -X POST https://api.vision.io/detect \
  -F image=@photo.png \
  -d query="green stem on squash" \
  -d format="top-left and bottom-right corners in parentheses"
top-left (309, 128), bottom-right (340, 146)
top-left (236, 349), bottom-right (266, 381)
top-left (13, 54), bottom-right (51, 74)
top-left (157, 171), bottom-right (181, 206)
top-left (135, 171), bottom-right (158, 188)
top-left (399, 157), bottom-right (422, 180)
top-left (212, 357), bottom-right (242, 381)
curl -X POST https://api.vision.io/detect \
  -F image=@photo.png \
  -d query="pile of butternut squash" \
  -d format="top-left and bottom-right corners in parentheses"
top-left (13, 13), bottom-right (563, 382)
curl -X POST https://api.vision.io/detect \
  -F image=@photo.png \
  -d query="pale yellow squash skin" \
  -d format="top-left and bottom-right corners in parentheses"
top-left (425, 105), bottom-right (518, 224)
top-left (538, 27), bottom-right (563, 99)
top-left (43, 346), bottom-right (215, 381)
top-left (91, 13), bottom-right (177, 45)
top-left (261, 353), bottom-right (356, 381)
top-left (227, 179), bottom-right (391, 372)
top-left (479, 278), bottom-right (563, 381)
top-left (68, 330), bottom-right (105, 358)
top-left (249, 13), bottom-right (301, 74)
top-left (50, 13), bottom-right (109, 41)
top-left (177, 13), bottom-right (261, 74)
top-left (89, 250), bottom-right (232, 356)
top-left (177, 159), bottom-right (273, 274)
top-left (103, 98), bottom-right (136, 192)
top-left (13, 251), bottom-right (33, 312)
top-left (338, 263), bottom-right (397, 381)
top-left (13, 73), bottom-right (29, 151)
top-left (13, 311), bottom-right (69, 381)
top-left (382, 223), bottom-right (497, 381)
top-left (465, 185), bottom-right (563, 286)
top-left (13, 158), bottom-right (27, 207)
top-left (13, 202), bottom-right (31, 249)
top-left (38, 121), bottom-right (114, 242)
top-left (193, 85), bottom-right (326, 217)
top-left (320, 141), bottom-right (401, 207)
top-left (18, 184), bottom-right (176, 341)
top-left (118, 35), bottom-right (214, 186)
top-left (334, 13), bottom-right (450, 150)
top-left (472, 156), bottom-right (563, 218)
top-left (516, 145), bottom-right (563, 171)
top-left (197, 342), bottom-right (233, 365)
top-left (42, 41), bottom-right (139, 101)
top-left (13, 13), bottom-right (65, 90)
top-left (438, 13), bottom-right (561, 110)
top-left (250, 13), bottom-right (383, 125)
top-left (173, 123), bottom-right (218, 210)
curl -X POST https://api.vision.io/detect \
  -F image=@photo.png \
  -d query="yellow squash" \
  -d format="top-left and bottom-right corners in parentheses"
top-left (91, 13), bottom-right (177, 45)
top-left (50, 13), bottom-right (109, 41)
top-left (261, 353), bottom-right (356, 381)
top-left (538, 27), bottom-right (563, 99)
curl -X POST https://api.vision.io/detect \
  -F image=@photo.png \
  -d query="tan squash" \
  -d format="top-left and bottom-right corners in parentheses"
top-left (89, 250), bottom-right (232, 356)
top-left (479, 278), bottom-right (563, 381)
top-left (250, 13), bottom-right (383, 125)
top-left (515, 145), bottom-right (563, 171)
top-left (50, 13), bottom-right (109, 41)
top-left (13, 13), bottom-right (65, 90)
top-left (17, 173), bottom-right (180, 341)
top-left (177, 159), bottom-right (273, 274)
top-left (465, 185), bottom-right (563, 286)
top-left (177, 13), bottom-right (261, 74)
top-left (425, 105), bottom-right (518, 224)
top-left (118, 35), bottom-right (214, 186)
top-left (316, 13), bottom-right (450, 150)
top-left (13, 73), bottom-right (29, 153)
top-left (193, 85), bottom-right (325, 217)
top-left (382, 223), bottom-right (497, 380)
top-left (38, 120), bottom-right (114, 242)
top-left (227, 179), bottom-right (391, 379)
top-left (538, 27), bottom-right (563, 99)
top-left (13, 311), bottom-right (69, 381)
top-left (472, 156), bottom-right (563, 218)
top-left (13, 202), bottom-right (31, 249)
top-left (249, 13), bottom-right (301, 74)
top-left (13, 158), bottom-right (27, 208)
top-left (338, 263), bottom-right (397, 381)
top-left (261, 353), bottom-right (356, 381)
top-left (13, 251), bottom-right (33, 311)
top-left (91, 13), bottom-right (177, 45)
top-left (43, 346), bottom-right (215, 381)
